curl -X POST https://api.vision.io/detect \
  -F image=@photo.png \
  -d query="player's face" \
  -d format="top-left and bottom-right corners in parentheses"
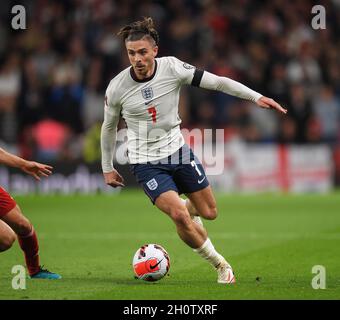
top-left (126, 38), bottom-right (158, 79)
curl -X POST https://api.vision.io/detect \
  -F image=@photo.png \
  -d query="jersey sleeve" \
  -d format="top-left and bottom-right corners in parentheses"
top-left (104, 83), bottom-right (121, 118)
top-left (101, 82), bottom-right (122, 173)
top-left (167, 56), bottom-right (198, 85)
top-left (200, 71), bottom-right (263, 102)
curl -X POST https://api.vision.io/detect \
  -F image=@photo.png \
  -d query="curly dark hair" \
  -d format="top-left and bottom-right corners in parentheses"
top-left (117, 17), bottom-right (159, 46)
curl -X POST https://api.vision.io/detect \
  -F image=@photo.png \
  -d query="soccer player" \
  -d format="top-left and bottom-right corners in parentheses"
top-left (101, 17), bottom-right (287, 284)
top-left (0, 147), bottom-right (61, 279)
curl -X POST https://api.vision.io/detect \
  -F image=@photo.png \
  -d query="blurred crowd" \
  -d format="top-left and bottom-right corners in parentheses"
top-left (0, 0), bottom-right (339, 164)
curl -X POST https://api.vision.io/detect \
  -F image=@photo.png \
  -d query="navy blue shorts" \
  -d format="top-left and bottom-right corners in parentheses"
top-left (130, 144), bottom-right (209, 204)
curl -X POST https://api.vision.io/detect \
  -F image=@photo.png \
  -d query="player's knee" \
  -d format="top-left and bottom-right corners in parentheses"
top-left (201, 205), bottom-right (217, 220)
top-left (0, 233), bottom-right (16, 252)
top-left (13, 219), bottom-right (32, 237)
top-left (169, 206), bottom-right (191, 226)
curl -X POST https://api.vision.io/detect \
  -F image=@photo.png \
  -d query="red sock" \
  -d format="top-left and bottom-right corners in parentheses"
top-left (18, 226), bottom-right (40, 276)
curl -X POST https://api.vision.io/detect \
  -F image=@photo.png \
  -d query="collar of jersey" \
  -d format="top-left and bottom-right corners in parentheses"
top-left (130, 60), bottom-right (158, 83)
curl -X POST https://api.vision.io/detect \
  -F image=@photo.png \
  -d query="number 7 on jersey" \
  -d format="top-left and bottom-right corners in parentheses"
top-left (148, 106), bottom-right (157, 123)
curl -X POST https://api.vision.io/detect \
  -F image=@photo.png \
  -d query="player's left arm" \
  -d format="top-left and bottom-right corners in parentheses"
top-left (0, 147), bottom-right (53, 180)
top-left (192, 70), bottom-right (287, 114)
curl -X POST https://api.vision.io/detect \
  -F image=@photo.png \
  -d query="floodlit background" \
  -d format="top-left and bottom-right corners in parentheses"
top-left (1, 0), bottom-right (340, 194)
top-left (1, 0), bottom-right (340, 301)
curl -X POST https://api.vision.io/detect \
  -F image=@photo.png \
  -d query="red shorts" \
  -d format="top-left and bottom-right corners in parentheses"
top-left (0, 186), bottom-right (17, 217)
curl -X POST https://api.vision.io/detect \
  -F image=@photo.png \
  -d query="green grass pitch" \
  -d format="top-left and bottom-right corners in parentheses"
top-left (0, 190), bottom-right (339, 300)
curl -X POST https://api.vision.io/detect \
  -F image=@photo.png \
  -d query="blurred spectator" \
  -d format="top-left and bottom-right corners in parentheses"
top-left (0, 53), bottom-right (21, 144)
top-left (248, 102), bottom-right (279, 142)
top-left (31, 35), bottom-right (56, 84)
top-left (312, 85), bottom-right (340, 144)
top-left (195, 100), bottom-right (216, 128)
top-left (286, 84), bottom-right (314, 143)
top-left (266, 63), bottom-right (289, 106)
top-left (83, 122), bottom-right (102, 163)
top-left (305, 116), bottom-right (322, 144)
top-left (17, 57), bottom-right (45, 130)
top-left (48, 55), bottom-right (84, 133)
top-left (278, 117), bottom-right (298, 144)
top-left (286, 41), bottom-right (322, 91)
top-left (83, 57), bottom-right (104, 129)
top-left (28, 118), bottom-right (71, 162)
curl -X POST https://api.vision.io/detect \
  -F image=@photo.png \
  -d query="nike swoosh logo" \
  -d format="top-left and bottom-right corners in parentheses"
top-left (150, 258), bottom-right (163, 270)
top-left (198, 177), bottom-right (206, 184)
top-left (145, 100), bottom-right (153, 105)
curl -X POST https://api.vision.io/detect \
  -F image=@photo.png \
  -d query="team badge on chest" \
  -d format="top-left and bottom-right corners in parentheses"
top-left (141, 87), bottom-right (154, 100)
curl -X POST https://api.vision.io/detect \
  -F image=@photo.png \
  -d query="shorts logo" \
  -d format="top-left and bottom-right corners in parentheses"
top-left (146, 178), bottom-right (158, 190)
top-left (198, 177), bottom-right (206, 184)
top-left (141, 87), bottom-right (154, 100)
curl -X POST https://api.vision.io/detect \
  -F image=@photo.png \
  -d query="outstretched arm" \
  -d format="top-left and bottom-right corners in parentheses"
top-left (0, 148), bottom-right (53, 180)
top-left (197, 70), bottom-right (287, 114)
top-left (100, 99), bottom-right (125, 188)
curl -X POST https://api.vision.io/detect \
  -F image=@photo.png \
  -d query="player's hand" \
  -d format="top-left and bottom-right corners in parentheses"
top-left (21, 161), bottom-right (53, 181)
top-left (256, 96), bottom-right (287, 114)
top-left (103, 170), bottom-right (125, 188)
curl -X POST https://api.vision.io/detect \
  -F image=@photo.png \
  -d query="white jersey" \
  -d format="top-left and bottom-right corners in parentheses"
top-left (104, 56), bottom-right (195, 164)
top-left (101, 56), bottom-right (262, 172)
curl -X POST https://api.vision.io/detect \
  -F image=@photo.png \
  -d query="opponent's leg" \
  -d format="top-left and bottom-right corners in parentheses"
top-left (2, 206), bottom-right (40, 275)
top-left (186, 186), bottom-right (236, 284)
top-left (2, 206), bottom-right (61, 279)
top-left (0, 219), bottom-right (16, 252)
top-left (0, 186), bottom-right (17, 252)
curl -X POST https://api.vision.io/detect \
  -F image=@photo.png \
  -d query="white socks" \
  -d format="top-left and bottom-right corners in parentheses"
top-left (194, 238), bottom-right (225, 268)
top-left (181, 198), bottom-right (225, 268)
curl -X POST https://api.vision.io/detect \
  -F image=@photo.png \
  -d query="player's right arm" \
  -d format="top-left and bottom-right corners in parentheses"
top-left (100, 86), bottom-right (125, 188)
